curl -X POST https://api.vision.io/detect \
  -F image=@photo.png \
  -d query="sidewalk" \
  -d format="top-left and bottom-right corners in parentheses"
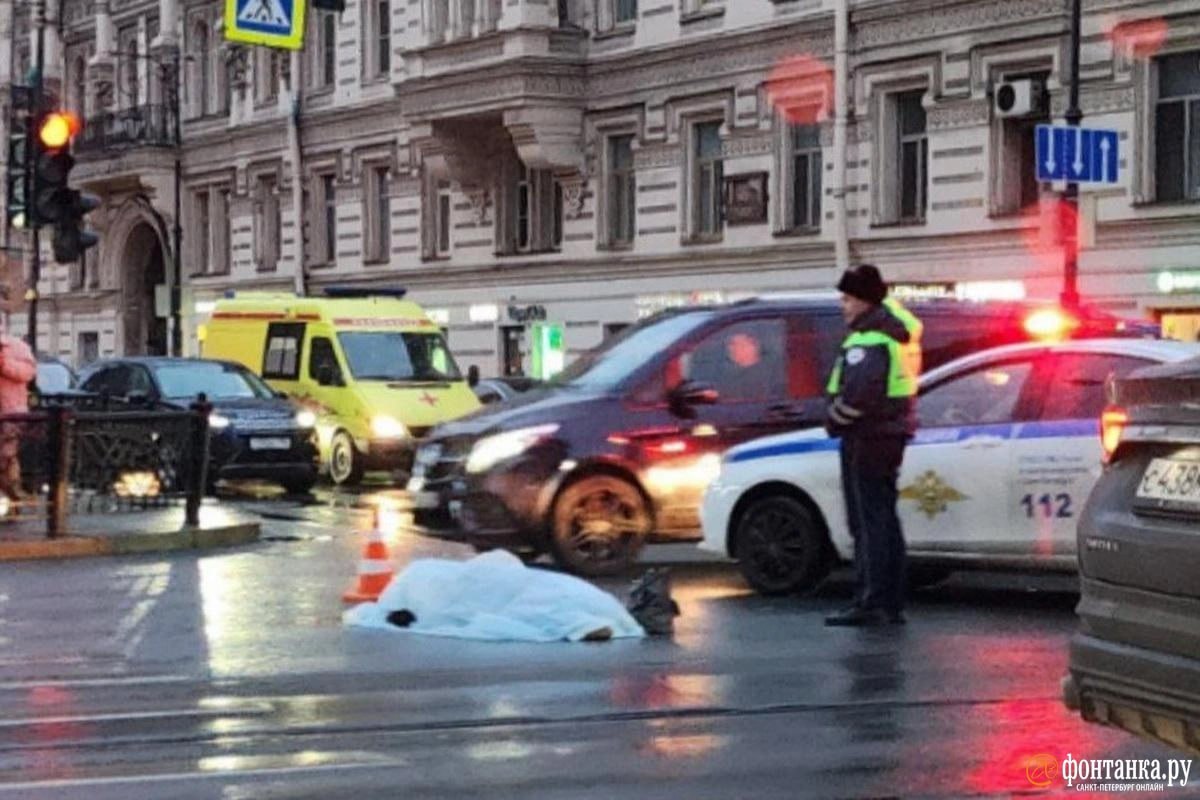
top-left (0, 503), bottom-right (261, 561)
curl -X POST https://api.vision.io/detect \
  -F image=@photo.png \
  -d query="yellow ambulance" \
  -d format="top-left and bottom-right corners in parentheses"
top-left (202, 288), bottom-right (480, 485)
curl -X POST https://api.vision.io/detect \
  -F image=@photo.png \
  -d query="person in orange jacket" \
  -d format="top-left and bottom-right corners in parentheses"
top-left (0, 323), bottom-right (37, 502)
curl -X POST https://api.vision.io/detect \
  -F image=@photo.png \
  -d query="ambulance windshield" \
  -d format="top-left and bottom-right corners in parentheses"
top-left (338, 332), bottom-right (462, 382)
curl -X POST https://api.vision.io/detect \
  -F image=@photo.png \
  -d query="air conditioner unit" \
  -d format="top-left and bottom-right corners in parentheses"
top-left (994, 79), bottom-right (1046, 118)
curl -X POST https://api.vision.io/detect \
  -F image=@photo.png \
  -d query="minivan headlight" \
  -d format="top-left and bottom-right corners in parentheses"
top-left (371, 415), bottom-right (408, 439)
top-left (466, 424), bottom-right (560, 474)
top-left (208, 413), bottom-right (231, 431)
top-left (295, 410), bottom-right (317, 429)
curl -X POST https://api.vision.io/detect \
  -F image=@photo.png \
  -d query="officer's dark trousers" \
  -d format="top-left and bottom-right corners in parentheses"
top-left (839, 435), bottom-right (908, 613)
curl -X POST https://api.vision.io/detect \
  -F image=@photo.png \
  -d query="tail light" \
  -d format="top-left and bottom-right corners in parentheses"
top-left (1100, 405), bottom-right (1128, 463)
top-left (1024, 308), bottom-right (1081, 341)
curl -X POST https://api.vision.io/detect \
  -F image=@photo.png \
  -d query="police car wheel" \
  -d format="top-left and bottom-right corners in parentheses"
top-left (735, 495), bottom-right (830, 596)
top-left (550, 476), bottom-right (650, 577)
top-left (329, 431), bottom-right (364, 486)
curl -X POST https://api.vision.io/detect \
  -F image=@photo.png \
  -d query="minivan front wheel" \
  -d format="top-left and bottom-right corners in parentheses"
top-left (329, 431), bottom-right (364, 486)
top-left (550, 476), bottom-right (650, 577)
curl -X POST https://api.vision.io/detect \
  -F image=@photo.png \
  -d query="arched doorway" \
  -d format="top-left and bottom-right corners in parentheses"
top-left (121, 222), bottom-right (168, 356)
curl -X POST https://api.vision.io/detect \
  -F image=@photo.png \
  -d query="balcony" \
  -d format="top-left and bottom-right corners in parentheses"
top-left (76, 104), bottom-right (176, 156)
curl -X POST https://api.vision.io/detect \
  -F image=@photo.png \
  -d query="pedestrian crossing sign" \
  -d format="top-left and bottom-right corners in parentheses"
top-left (225, 0), bottom-right (306, 50)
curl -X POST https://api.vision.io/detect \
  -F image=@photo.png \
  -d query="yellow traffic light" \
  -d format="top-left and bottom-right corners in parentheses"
top-left (38, 112), bottom-right (80, 150)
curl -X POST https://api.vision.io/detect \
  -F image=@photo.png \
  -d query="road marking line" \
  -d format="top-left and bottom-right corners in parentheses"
top-left (0, 674), bottom-right (193, 690)
top-left (0, 704), bottom-right (272, 728)
top-left (0, 758), bottom-right (404, 792)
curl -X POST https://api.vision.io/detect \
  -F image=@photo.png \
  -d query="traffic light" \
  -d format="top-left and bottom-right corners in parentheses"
top-left (5, 85), bottom-right (33, 229)
top-left (31, 109), bottom-right (99, 263)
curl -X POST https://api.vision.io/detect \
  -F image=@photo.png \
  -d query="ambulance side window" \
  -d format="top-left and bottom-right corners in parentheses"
top-left (309, 338), bottom-right (343, 386)
top-left (263, 323), bottom-right (305, 380)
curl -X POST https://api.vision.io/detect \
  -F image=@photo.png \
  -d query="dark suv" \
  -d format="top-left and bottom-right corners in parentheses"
top-left (1065, 355), bottom-right (1200, 756)
top-left (79, 358), bottom-right (320, 494)
top-left (412, 296), bottom-right (1150, 575)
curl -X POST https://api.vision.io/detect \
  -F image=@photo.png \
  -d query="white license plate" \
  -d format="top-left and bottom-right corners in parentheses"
top-left (249, 437), bottom-right (291, 451)
top-left (449, 500), bottom-right (463, 520)
top-left (411, 490), bottom-right (440, 509)
top-left (1136, 458), bottom-right (1200, 505)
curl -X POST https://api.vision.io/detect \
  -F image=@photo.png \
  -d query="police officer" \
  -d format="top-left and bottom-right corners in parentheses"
top-left (824, 265), bottom-right (922, 627)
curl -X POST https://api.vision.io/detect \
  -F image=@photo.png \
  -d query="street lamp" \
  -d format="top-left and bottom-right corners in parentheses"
top-left (1061, 0), bottom-right (1083, 309)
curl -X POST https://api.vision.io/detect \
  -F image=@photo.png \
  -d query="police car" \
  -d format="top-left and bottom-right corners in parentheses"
top-left (699, 339), bottom-right (1199, 595)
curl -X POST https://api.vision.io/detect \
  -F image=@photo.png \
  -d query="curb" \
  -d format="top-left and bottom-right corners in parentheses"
top-left (0, 522), bottom-right (262, 562)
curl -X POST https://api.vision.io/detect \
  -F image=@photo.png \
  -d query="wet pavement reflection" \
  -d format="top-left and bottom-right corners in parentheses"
top-left (0, 499), bottom-right (1188, 798)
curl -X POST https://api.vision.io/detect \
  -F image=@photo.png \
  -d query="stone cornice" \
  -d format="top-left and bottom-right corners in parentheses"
top-left (854, 0), bottom-right (1066, 49)
top-left (399, 61), bottom-right (587, 121)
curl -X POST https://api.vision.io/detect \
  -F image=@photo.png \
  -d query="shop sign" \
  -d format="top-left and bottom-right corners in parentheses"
top-left (1157, 271), bottom-right (1200, 294)
top-left (508, 304), bottom-right (547, 323)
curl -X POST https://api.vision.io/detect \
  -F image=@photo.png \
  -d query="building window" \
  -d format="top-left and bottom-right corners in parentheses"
top-left (193, 21), bottom-right (210, 116)
top-left (214, 189), bottom-right (232, 275)
top-left (118, 27), bottom-right (139, 109)
top-left (789, 123), bottom-right (822, 230)
top-left (375, 0), bottom-right (391, 77)
top-left (693, 120), bottom-right (724, 238)
top-left (606, 134), bottom-right (636, 246)
top-left (516, 164), bottom-right (532, 251)
top-left (256, 49), bottom-right (280, 104)
top-left (992, 72), bottom-right (1049, 216)
top-left (1155, 51), bottom-right (1200, 203)
top-left (194, 191), bottom-right (210, 273)
top-left (254, 176), bottom-right (281, 271)
top-left (310, 11), bottom-right (337, 89)
top-left (896, 90), bottom-right (928, 222)
top-left (316, 174), bottom-right (338, 265)
top-left (503, 164), bottom-right (561, 254)
top-left (436, 181), bottom-right (452, 256)
top-left (615, 0), bottom-right (637, 24)
top-left (69, 55), bottom-right (87, 116)
top-left (78, 333), bottom-right (100, 367)
top-left (365, 165), bottom-right (391, 262)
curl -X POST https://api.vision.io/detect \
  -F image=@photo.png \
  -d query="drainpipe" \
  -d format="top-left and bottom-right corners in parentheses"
top-left (833, 0), bottom-right (850, 271)
top-left (287, 48), bottom-right (307, 296)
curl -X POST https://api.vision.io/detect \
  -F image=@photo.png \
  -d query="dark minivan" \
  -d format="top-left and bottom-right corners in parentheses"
top-left (1066, 355), bottom-right (1200, 756)
top-left (412, 296), bottom-right (1150, 575)
top-left (79, 357), bottom-right (320, 494)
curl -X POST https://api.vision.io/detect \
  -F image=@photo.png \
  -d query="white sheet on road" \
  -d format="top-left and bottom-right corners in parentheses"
top-left (343, 550), bottom-right (646, 642)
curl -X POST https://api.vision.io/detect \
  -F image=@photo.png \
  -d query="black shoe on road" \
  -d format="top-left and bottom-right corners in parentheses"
top-left (824, 607), bottom-right (905, 627)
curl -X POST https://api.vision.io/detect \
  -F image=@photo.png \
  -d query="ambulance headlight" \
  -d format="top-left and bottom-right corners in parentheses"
top-left (466, 424), bottom-right (559, 474)
top-left (295, 410), bottom-right (317, 429)
top-left (371, 415), bottom-right (408, 439)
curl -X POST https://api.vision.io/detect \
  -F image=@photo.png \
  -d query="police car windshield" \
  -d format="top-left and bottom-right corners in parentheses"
top-left (553, 310), bottom-right (715, 391)
top-left (338, 332), bottom-right (463, 382)
top-left (155, 362), bottom-right (275, 400)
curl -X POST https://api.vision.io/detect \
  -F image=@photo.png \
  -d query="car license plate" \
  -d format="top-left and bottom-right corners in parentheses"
top-left (411, 490), bottom-right (440, 509)
top-left (1136, 458), bottom-right (1200, 506)
top-left (249, 437), bottom-right (291, 451)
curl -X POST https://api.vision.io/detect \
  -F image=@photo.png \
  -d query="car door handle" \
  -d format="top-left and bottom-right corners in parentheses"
top-left (767, 403), bottom-right (808, 420)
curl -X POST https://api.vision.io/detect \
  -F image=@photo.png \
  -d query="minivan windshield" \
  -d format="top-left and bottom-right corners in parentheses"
top-left (552, 310), bottom-right (714, 391)
top-left (155, 362), bottom-right (276, 401)
top-left (338, 332), bottom-right (462, 382)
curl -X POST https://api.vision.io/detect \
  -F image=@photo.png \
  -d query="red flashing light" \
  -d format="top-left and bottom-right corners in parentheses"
top-left (1100, 406), bottom-right (1128, 463)
top-left (38, 111), bottom-right (81, 150)
top-left (1023, 308), bottom-right (1080, 341)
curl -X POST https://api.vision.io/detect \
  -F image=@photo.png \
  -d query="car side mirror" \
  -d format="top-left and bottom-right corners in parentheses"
top-left (127, 390), bottom-right (150, 406)
top-left (467, 365), bottom-right (480, 388)
top-left (668, 381), bottom-right (719, 417)
top-left (316, 363), bottom-right (341, 387)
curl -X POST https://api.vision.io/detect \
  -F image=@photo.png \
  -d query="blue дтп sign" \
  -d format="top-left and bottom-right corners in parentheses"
top-left (1036, 125), bottom-right (1119, 184)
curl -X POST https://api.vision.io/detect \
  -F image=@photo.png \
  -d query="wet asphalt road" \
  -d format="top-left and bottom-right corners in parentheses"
top-left (0, 491), bottom-right (1187, 799)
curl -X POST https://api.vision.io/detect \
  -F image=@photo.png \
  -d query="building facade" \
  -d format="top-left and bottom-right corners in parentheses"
top-left (4, 0), bottom-right (1200, 373)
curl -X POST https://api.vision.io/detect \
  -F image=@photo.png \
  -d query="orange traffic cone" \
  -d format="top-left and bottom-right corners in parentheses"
top-left (343, 511), bottom-right (394, 603)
